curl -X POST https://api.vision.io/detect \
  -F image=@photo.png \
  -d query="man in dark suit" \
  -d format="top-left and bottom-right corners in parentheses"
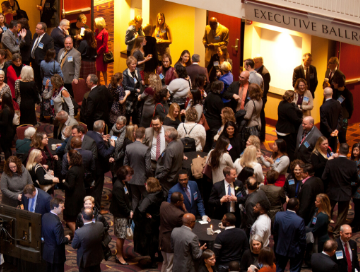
top-left (254, 56), bottom-right (271, 142)
top-left (325, 56), bottom-right (346, 89)
top-left (42, 198), bottom-right (70, 272)
top-left (155, 127), bottom-right (184, 194)
top-left (51, 19), bottom-right (70, 57)
top-left (72, 208), bottom-right (104, 272)
top-left (84, 74), bottom-right (113, 131)
top-left (274, 198), bottom-right (306, 272)
top-left (295, 116), bottom-right (323, 163)
top-left (160, 192), bottom-right (186, 272)
top-left (320, 87), bottom-right (342, 152)
top-left (186, 54), bottom-right (209, 86)
top-left (124, 127), bottom-right (152, 210)
top-left (292, 53), bottom-right (318, 98)
top-left (22, 184), bottom-right (51, 216)
top-left (333, 224), bottom-right (360, 272)
top-left (65, 125), bottom-right (97, 160)
top-left (322, 144), bottom-right (359, 237)
top-left (86, 120), bottom-right (115, 208)
top-left (31, 22), bottom-right (54, 90)
top-left (311, 239), bottom-right (339, 272)
top-left (167, 169), bottom-right (208, 220)
top-left (209, 167), bottom-right (246, 227)
top-left (297, 164), bottom-right (324, 225)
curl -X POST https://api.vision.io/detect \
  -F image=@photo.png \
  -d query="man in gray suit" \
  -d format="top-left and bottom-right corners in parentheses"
top-left (65, 124), bottom-right (97, 161)
top-left (124, 127), bottom-right (152, 210)
top-left (171, 213), bottom-right (207, 272)
top-left (295, 116), bottom-right (323, 163)
top-left (1, 20), bottom-right (27, 54)
top-left (155, 127), bottom-right (184, 194)
top-left (57, 36), bottom-right (81, 97)
top-left (54, 110), bottom-right (78, 140)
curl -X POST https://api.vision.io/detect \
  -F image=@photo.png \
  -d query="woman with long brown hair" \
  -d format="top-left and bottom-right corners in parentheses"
top-left (29, 132), bottom-right (58, 167)
top-left (131, 36), bottom-right (152, 81)
top-left (78, 28), bottom-right (97, 80)
top-left (163, 102), bottom-right (181, 129)
top-left (139, 73), bottom-right (161, 127)
top-left (153, 13), bottom-right (172, 63)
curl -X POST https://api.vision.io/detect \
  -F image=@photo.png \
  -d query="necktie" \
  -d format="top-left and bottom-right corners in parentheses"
top-left (185, 187), bottom-right (191, 204)
top-left (156, 133), bottom-right (161, 161)
top-left (344, 242), bottom-right (352, 272)
top-left (31, 37), bottom-right (40, 59)
top-left (300, 131), bottom-right (307, 145)
top-left (60, 50), bottom-right (69, 69)
top-left (329, 71), bottom-right (333, 81)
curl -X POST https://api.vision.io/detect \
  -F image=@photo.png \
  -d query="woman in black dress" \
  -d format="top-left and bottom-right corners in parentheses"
top-left (15, 66), bottom-right (39, 125)
top-left (219, 121), bottom-right (242, 161)
top-left (240, 235), bottom-right (263, 272)
top-left (133, 177), bottom-right (164, 268)
top-left (63, 150), bottom-right (86, 234)
top-left (0, 92), bottom-right (14, 159)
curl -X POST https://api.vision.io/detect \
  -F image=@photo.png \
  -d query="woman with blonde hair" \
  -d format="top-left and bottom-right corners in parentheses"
top-left (293, 78), bottom-right (313, 117)
top-left (235, 145), bottom-right (263, 184)
top-left (214, 107), bottom-right (236, 141)
top-left (125, 15), bottom-right (143, 56)
top-left (139, 73), bottom-right (161, 127)
top-left (310, 136), bottom-right (335, 179)
top-left (153, 13), bottom-right (172, 62)
top-left (95, 17), bottom-right (109, 85)
top-left (218, 61), bottom-right (233, 103)
top-left (164, 102), bottom-right (181, 129)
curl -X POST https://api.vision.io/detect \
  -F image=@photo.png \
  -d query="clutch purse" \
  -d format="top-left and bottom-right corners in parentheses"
top-left (103, 51), bottom-right (114, 63)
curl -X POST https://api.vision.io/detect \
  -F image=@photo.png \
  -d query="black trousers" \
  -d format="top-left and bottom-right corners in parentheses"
top-left (328, 135), bottom-right (338, 153)
top-left (79, 264), bottom-right (101, 272)
top-left (32, 61), bottom-right (42, 92)
top-left (330, 199), bottom-right (350, 236)
top-left (276, 253), bottom-right (303, 272)
top-left (277, 133), bottom-right (297, 162)
top-left (352, 198), bottom-right (360, 229)
top-left (46, 262), bottom-right (64, 272)
top-left (92, 171), bottom-right (105, 209)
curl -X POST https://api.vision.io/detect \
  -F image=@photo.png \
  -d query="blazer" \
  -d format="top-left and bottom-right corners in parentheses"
top-left (40, 60), bottom-right (64, 86)
top-left (322, 157), bottom-right (359, 202)
top-left (21, 188), bottom-right (51, 216)
top-left (276, 100), bottom-right (303, 134)
top-left (167, 180), bottom-right (205, 217)
top-left (61, 148), bottom-right (95, 177)
top-left (171, 225), bottom-right (203, 272)
top-left (1, 29), bottom-right (25, 54)
top-left (84, 85), bottom-right (113, 130)
top-left (297, 176), bottom-right (324, 225)
top-left (72, 222), bottom-right (104, 268)
top-left (143, 125), bottom-right (170, 149)
top-left (292, 90), bottom-right (314, 117)
top-left (51, 27), bottom-right (67, 57)
top-left (31, 32), bottom-right (54, 65)
top-left (42, 212), bottom-right (69, 264)
top-left (333, 237), bottom-right (360, 272)
top-left (256, 65), bottom-right (271, 103)
top-left (292, 64), bottom-right (318, 96)
top-left (273, 210), bottom-right (306, 258)
top-left (208, 179), bottom-right (245, 220)
top-left (123, 140), bottom-right (152, 186)
top-left (320, 98), bottom-right (343, 138)
top-left (143, 35), bottom-right (158, 72)
top-left (64, 134), bottom-right (98, 160)
top-left (222, 81), bottom-right (250, 113)
top-left (159, 201), bottom-right (184, 253)
top-left (57, 47), bottom-right (81, 84)
top-left (295, 125), bottom-right (323, 163)
top-left (311, 252), bottom-right (338, 272)
top-left (122, 68), bottom-right (144, 101)
top-left (109, 179), bottom-right (132, 218)
top-left (186, 63), bottom-right (209, 86)
top-left (203, 92), bottom-right (224, 130)
top-left (325, 68), bottom-right (346, 88)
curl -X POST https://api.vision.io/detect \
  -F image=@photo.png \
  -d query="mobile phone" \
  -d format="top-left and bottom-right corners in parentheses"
top-left (227, 144), bottom-right (233, 151)
top-left (111, 136), bottom-right (118, 141)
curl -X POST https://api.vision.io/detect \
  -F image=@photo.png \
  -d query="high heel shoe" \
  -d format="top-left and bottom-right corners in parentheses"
top-left (115, 256), bottom-right (128, 265)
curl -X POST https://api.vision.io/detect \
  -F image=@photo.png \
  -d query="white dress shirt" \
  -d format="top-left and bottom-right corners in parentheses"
top-left (151, 126), bottom-right (166, 161)
top-left (224, 180), bottom-right (235, 212)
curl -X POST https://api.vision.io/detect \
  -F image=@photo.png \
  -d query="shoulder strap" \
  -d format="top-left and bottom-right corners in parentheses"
top-left (188, 124), bottom-right (197, 135)
top-left (183, 123), bottom-right (188, 135)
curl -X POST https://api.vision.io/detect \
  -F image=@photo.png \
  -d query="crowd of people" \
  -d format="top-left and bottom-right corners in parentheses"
top-left (0, 5), bottom-right (358, 272)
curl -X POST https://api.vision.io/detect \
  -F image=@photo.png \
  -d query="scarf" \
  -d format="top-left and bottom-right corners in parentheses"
top-left (112, 125), bottom-right (127, 160)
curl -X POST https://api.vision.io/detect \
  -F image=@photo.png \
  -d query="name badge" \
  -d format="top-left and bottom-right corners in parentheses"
top-left (338, 95), bottom-right (345, 104)
top-left (288, 179), bottom-right (295, 185)
top-left (159, 73), bottom-right (164, 80)
top-left (161, 29), bottom-right (167, 33)
top-left (45, 2), bottom-right (50, 8)
top-left (156, 33), bottom-right (160, 38)
top-left (133, 77), bottom-right (138, 84)
top-left (213, 61), bottom-right (219, 67)
top-left (68, 56), bottom-right (73, 62)
top-left (275, 158), bottom-right (280, 163)
top-left (247, 96), bottom-right (251, 100)
top-left (236, 191), bottom-right (243, 197)
top-left (124, 187), bottom-right (129, 194)
top-left (312, 217), bottom-right (317, 225)
top-left (304, 141), bottom-right (310, 148)
top-left (303, 96), bottom-right (309, 103)
top-left (310, 73), bottom-right (315, 79)
top-left (50, 99), bottom-right (54, 106)
top-left (2, 26), bottom-right (7, 31)
top-left (193, 192), bottom-right (198, 201)
top-left (38, 42), bottom-right (44, 49)
top-left (214, 36), bottom-right (220, 41)
top-left (335, 250), bottom-right (344, 259)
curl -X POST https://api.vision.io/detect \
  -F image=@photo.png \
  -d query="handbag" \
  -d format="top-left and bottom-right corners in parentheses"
top-left (126, 220), bottom-right (134, 239)
top-left (202, 163), bottom-right (212, 180)
top-left (198, 113), bottom-right (210, 131)
top-left (13, 110), bottom-right (20, 125)
top-left (180, 123), bottom-right (197, 152)
top-left (35, 164), bottom-right (55, 192)
top-left (102, 33), bottom-right (114, 63)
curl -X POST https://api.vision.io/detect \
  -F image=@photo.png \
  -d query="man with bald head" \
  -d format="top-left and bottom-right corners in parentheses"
top-left (320, 87), bottom-right (343, 151)
top-left (202, 17), bottom-right (229, 67)
top-left (223, 70), bottom-right (250, 114)
top-left (171, 213), bottom-right (207, 272)
top-left (295, 116), bottom-right (322, 163)
top-left (333, 224), bottom-right (360, 272)
top-left (311, 239), bottom-right (338, 272)
top-left (57, 36), bottom-right (81, 97)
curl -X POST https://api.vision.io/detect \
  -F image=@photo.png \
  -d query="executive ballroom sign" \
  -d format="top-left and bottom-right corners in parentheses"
top-left (243, 1), bottom-right (360, 46)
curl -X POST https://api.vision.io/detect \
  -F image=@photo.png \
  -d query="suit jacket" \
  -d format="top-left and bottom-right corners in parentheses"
top-left (325, 68), bottom-right (346, 88)
top-left (322, 157), bottom-right (359, 202)
top-left (222, 81), bottom-right (250, 113)
top-left (311, 252), bottom-right (339, 272)
top-left (72, 222), bottom-right (104, 268)
top-left (51, 27), bottom-right (67, 57)
top-left (56, 116), bottom-right (78, 140)
top-left (109, 179), bottom-right (132, 218)
top-left (295, 125), bottom-right (323, 163)
top-left (171, 225), bottom-right (203, 272)
top-left (84, 85), bottom-right (113, 130)
top-left (208, 179), bottom-right (245, 220)
top-left (31, 32), bottom-right (54, 65)
top-left (297, 176), bottom-right (324, 225)
top-left (273, 210), bottom-right (306, 258)
top-left (276, 100), bottom-right (303, 134)
top-left (186, 63), bottom-right (209, 86)
top-left (42, 212), bottom-right (69, 264)
top-left (256, 65), bottom-right (270, 103)
top-left (292, 64), bottom-right (318, 96)
top-left (123, 140), bottom-right (152, 186)
top-left (333, 237), bottom-right (360, 272)
top-left (202, 23), bottom-right (229, 63)
top-left (64, 134), bottom-right (98, 160)
top-left (143, 125), bottom-right (170, 149)
top-left (61, 148), bottom-right (95, 177)
top-left (159, 202), bottom-right (184, 253)
top-left (21, 188), bottom-right (51, 216)
top-left (320, 98), bottom-right (343, 138)
top-left (57, 47), bottom-right (81, 84)
top-left (167, 181), bottom-right (205, 217)
top-left (86, 130), bottom-right (115, 173)
top-left (1, 29), bottom-right (25, 54)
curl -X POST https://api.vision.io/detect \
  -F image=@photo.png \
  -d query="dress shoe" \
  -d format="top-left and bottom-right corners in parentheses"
top-left (115, 257), bottom-right (128, 265)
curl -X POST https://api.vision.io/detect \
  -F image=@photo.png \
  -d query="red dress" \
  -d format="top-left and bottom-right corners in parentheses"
top-left (95, 28), bottom-right (109, 72)
top-left (6, 65), bottom-right (21, 98)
